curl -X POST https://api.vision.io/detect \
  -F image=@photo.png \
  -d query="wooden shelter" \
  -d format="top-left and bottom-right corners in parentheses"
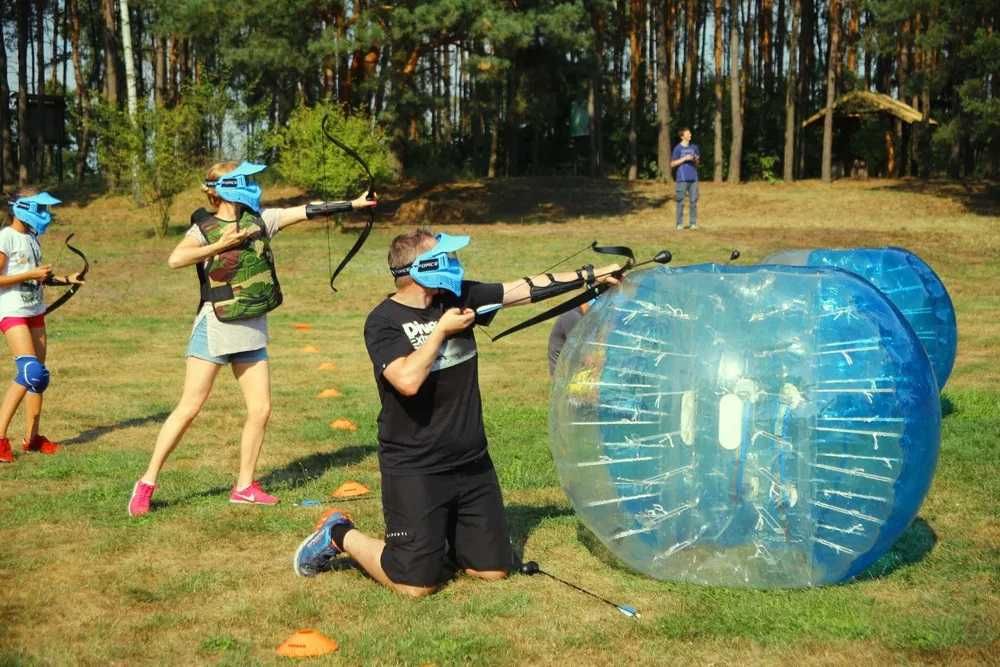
top-left (802, 91), bottom-right (937, 177)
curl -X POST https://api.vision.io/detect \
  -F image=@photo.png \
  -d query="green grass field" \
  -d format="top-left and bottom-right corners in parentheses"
top-left (0, 178), bottom-right (997, 665)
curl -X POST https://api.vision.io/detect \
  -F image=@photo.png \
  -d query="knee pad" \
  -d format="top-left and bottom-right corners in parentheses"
top-left (15, 355), bottom-right (49, 394)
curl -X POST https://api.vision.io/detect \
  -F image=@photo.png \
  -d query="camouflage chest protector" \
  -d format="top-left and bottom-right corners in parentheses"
top-left (191, 208), bottom-right (283, 321)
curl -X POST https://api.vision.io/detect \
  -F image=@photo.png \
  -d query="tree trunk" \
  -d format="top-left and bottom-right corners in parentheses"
top-left (168, 36), bottom-right (179, 105)
top-left (627, 0), bottom-right (643, 180)
top-left (908, 14), bottom-right (923, 177)
top-left (895, 19), bottom-right (910, 177)
top-left (154, 37), bottom-right (167, 106)
top-left (131, 4), bottom-right (144, 102)
top-left (713, 0), bottom-right (725, 182)
top-left (101, 0), bottom-right (121, 107)
top-left (796, 0), bottom-right (814, 177)
top-left (487, 86), bottom-right (501, 178)
top-left (589, 6), bottom-right (606, 176)
top-left (845, 0), bottom-right (859, 77)
top-left (670, 0), bottom-right (682, 111)
top-left (68, 0), bottom-right (91, 184)
top-left (919, 48), bottom-right (933, 179)
top-left (657, 0), bottom-right (674, 183)
top-left (775, 0), bottom-right (785, 82)
top-left (820, 0), bottom-right (840, 183)
top-left (684, 0), bottom-right (698, 107)
top-left (36, 0), bottom-right (47, 95)
top-left (119, 0), bottom-right (140, 200)
top-left (119, 0), bottom-right (138, 118)
top-left (17, 0), bottom-right (31, 184)
top-left (51, 0), bottom-right (60, 89)
top-left (761, 0), bottom-right (773, 92)
top-left (727, 0), bottom-right (743, 182)
top-left (783, 0), bottom-right (800, 182)
top-left (0, 17), bottom-right (13, 187)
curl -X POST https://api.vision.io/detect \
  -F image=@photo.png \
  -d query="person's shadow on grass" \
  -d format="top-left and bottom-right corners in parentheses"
top-left (61, 411), bottom-right (171, 447)
top-left (157, 443), bottom-right (377, 509)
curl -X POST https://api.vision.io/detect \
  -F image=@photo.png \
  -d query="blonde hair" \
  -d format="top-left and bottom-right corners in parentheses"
top-left (201, 160), bottom-right (240, 209)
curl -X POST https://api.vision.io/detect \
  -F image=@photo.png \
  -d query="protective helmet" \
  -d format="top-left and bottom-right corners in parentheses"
top-left (204, 161), bottom-right (266, 212)
top-left (390, 233), bottom-right (469, 297)
top-left (9, 192), bottom-right (61, 235)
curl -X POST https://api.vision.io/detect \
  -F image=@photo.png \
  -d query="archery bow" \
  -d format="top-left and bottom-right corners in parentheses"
top-left (322, 113), bottom-right (376, 293)
top-left (44, 233), bottom-right (89, 315)
top-left (488, 244), bottom-right (672, 342)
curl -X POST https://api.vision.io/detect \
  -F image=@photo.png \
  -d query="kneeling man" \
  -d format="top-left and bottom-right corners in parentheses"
top-left (293, 228), bottom-right (619, 597)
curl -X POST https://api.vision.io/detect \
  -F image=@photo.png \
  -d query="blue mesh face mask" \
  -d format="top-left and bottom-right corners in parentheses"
top-left (204, 162), bottom-right (266, 212)
top-left (9, 192), bottom-right (61, 235)
top-left (390, 233), bottom-right (470, 296)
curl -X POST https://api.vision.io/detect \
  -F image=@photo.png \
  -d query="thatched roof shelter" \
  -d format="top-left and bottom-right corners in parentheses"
top-left (802, 90), bottom-right (937, 128)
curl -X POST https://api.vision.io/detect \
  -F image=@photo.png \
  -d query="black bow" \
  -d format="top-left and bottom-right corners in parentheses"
top-left (44, 233), bottom-right (90, 315)
top-left (322, 114), bottom-right (376, 293)
top-left (489, 243), bottom-right (672, 342)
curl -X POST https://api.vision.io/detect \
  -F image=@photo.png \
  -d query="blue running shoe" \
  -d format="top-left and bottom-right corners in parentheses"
top-left (293, 509), bottom-right (354, 577)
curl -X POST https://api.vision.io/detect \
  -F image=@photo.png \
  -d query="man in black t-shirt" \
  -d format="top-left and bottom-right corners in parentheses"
top-left (293, 228), bottom-right (620, 597)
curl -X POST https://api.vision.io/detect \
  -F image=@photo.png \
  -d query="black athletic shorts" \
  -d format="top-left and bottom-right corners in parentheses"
top-left (380, 453), bottom-right (510, 587)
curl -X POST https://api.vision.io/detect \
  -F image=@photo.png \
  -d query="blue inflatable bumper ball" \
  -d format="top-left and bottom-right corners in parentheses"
top-left (549, 264), bottom-right (940, 588)
top-left (765, 247), bottom-right (957, 389)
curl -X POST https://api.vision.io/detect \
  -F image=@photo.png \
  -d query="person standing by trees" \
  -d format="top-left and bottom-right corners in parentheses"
top-left (0, 192), bottom-right (86, 463)
top-left (670, 128), bottom-right (701, 230)
top-left (127, 160), bottom-right (374, 516)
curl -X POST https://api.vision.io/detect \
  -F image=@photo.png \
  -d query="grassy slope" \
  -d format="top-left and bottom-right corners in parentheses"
top-left (0, 178), bottom-right (997, 665)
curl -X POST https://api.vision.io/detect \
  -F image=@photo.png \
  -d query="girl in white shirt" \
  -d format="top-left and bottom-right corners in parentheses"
top-left (0, 191), bottom-right (85, 463)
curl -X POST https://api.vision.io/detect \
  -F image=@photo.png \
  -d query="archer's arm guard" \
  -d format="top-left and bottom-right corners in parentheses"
top-left (526, 265), bottom-right (596, 303)
top-left (305, 201), bottom-right (354, 218)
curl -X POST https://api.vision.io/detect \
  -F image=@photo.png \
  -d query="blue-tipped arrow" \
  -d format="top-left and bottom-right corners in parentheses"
top-left (519, 560), bottom-right (640, 619)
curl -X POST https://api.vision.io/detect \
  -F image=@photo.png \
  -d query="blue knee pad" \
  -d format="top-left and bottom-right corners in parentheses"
top-left (15, 355), bottom-right (49, 394)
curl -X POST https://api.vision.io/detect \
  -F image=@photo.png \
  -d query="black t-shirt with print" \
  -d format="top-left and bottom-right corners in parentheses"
top-left (363, 281), bottom-right (503, 475)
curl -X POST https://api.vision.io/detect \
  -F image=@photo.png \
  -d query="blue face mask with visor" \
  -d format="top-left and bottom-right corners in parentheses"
top-left (390, 233), bottom-right (470, 297)
top-left (204, 161), bottom-right (267, 212)
top-left (9, 192), bottom-right (61, 236)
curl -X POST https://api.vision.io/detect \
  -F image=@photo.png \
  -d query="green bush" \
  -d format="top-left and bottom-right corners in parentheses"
top-left (92, 101), bottom-right (143, 192)
top-left (141, 102), bottom-right (203, 236)
top-left (91, 96), bottom-right (208, 236)
top-left (264, 103), bottom-right (396, 199)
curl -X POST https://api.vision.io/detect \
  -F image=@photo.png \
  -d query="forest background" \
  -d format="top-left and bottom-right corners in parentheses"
top-left (1, 0), bottom-right (998, 219)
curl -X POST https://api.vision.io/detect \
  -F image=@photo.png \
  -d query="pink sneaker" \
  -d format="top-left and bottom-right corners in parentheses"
top-left (230, 481), bottom-right (279, 506)
top-left (128, 480), bottom-right (156, 517)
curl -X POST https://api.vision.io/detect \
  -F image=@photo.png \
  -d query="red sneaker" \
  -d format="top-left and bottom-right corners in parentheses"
top-left (128, 480), bottom-right (157, 517)
top-left (23, 434), bottom-right (60, 455)
top-left (0, 437), bottom-right (13, 463)
top-left (229, 481), bottom-right (279, 506)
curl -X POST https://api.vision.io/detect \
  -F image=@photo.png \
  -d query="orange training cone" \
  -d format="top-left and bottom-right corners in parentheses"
top-left (317, 388), bottom-right (342, 398)
top-left (292, 323), bottom-right (313, 331)
top-left (318, 362), bottom-right (337, 371)
top-left (329, 418), bottom-right (357, 432)
top-left (331, 481), bottom-right (370, 499)
top-left (301, 345), bottom-right (320, 353)
top-left (276, 629), bottom-right (338, 658)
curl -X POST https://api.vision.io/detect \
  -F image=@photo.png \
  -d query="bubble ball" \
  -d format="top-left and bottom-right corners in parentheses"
top-left (549, 264), bottom-right (940, 588)
top-left (765, 247), bottom-right (957, 388)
